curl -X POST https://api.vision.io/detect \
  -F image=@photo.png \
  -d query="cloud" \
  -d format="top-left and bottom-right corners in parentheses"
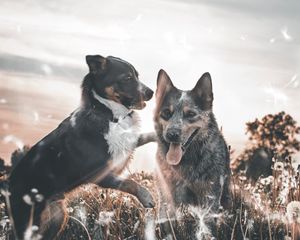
top-left (166, 0), bottom-right (300, 19)
top-left (0, 53), bottom-right (85, 79)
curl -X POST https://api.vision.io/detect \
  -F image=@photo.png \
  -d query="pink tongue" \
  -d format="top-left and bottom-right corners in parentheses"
top-left (166, 143), bottom-right (183, 165)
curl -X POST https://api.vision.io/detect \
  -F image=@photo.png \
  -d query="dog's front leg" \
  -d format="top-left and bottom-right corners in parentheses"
top-left (136, 132), bottom-right (157, 147)
top-left (98, 174), bottom-right (155, 208)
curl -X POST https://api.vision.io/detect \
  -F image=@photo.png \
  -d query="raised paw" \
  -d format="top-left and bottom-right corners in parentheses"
top-left (136, 186), bottom-right (155, 208)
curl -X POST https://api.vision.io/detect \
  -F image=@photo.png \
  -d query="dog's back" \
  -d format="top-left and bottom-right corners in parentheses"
top-left (154, 70), bottom-right (231, 215)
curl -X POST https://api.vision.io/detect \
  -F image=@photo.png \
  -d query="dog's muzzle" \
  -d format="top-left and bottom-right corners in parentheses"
top-left (166, 129), bottom-right (199, 166)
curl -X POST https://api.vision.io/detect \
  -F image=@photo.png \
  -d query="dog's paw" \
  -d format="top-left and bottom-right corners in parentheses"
top-left (136, 187), bottom-right (155, 208)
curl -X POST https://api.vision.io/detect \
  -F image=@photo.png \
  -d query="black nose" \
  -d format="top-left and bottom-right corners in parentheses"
top-left (144, 88), bottom-right (154, 101)
top-left (166, 128), bottom-right (181, 143)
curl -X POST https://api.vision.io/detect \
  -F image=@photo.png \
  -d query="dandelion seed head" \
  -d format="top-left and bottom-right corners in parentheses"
top-left (97, 211), bottom-right (114, 226)
top-left (35, 194), bottom-right (44, 203)
top-left (286, 201), bottom-right (300, 223)
top-left (274, 162), bottom-right (284, 171)
top-left (24, 225), bottom-right (42, 240)
top-left (260, 177), bottom-right (272, 186)
top-left (23, 194), bottom-right (33, 205)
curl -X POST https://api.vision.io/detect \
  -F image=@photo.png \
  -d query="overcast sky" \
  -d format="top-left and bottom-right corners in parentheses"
top-left (0, 0), bottom-right (299, 170)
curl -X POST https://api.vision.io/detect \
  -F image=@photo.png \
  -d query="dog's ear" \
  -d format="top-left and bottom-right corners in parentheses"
top-left (156, 69), bottom-right (174, 103)
top-left (86, 55), bottom-right (107, 74)
top-left (191, 72), bottom-right (213, 110)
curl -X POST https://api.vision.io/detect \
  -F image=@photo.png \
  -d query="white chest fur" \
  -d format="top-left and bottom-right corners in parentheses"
top-left (92, 91), bottom-right (140, 168)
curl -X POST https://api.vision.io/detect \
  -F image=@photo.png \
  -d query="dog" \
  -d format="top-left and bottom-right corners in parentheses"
top-left (154, 69), bottom-right (231, 237)
top-left (8, 55), bottom-right (155, 239)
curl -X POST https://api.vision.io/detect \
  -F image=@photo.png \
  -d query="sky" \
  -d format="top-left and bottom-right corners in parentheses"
top-left (0, 0), bottom-right (299, 171)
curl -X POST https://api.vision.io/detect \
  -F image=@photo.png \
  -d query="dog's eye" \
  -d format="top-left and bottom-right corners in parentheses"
top-left (160, 109), bottom-right (172, 120)
top-left (184, 110), bottom-right (197, 118)
top-left (123, 76), bottom-right (132, 82)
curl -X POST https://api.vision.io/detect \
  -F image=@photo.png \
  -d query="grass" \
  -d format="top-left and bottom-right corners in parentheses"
top-left (1, 161), bottom-right (300, 240)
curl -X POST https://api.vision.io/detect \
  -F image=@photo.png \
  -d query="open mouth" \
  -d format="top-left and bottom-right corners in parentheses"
top-left (128, 99), bottom-right (147, 110)
top-left (166, 129), bottom-right (199, 166)
top-left (114, 95), bottom-right (146, 110)
top-left (133, 101), bottom-right (146, 110)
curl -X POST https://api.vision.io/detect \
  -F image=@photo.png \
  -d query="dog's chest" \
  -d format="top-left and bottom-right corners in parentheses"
top-left (104, 112), bottom-right (140, 168)
top-left (92, 91), bottom-right (141, 170)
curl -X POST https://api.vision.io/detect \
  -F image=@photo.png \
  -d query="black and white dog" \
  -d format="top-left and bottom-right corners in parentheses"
top-left (9, 55), bottom-right (155, 239)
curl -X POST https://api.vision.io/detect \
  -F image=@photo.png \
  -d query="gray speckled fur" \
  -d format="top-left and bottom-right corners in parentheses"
top-left (154, 70), bottom-right (231, 222)
top-left (156, 112), bottom-right (231, 209)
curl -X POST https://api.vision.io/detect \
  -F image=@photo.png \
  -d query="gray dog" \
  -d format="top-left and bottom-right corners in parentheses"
top-left (154, 69), bottom-right (231, 237)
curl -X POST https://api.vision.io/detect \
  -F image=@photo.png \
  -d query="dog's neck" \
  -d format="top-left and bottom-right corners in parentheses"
top-left (92, 90), bottom-right (133, 120)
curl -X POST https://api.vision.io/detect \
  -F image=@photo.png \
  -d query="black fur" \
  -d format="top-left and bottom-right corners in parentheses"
top-left (8, 55), bottom-right (155, 239)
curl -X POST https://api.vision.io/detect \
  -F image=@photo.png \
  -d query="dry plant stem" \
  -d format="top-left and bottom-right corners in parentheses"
top-left (232, 177), bottom-right (237, 207)
top-left (292, 223), bottom-right (297, 240)
top-left (28, 203), bottom-right (34, 229)
top-left (166, 209), bottom-right (177, 240)
top-left (260, 221), bottom-right (263, 240)
top-left (230, 213), bottom-right (238, 240)
top-left (239, 191), bottom-right (246, 239)
top-left (83, 200), bottom-right (97, 214)
top-left (267, 214), bottom-right (272, 240)
top-left (244, 222), bottom-right (249, 237)
top-left (3, 189), bottom-right (18, 239)
top-left (69, 216), bottom-right (91, 240)
top-left (272, 169), bottom-right (276, 205)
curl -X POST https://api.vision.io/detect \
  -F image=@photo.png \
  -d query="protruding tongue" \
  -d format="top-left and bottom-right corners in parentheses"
top-left (166, 143), bottom-right (183, 165)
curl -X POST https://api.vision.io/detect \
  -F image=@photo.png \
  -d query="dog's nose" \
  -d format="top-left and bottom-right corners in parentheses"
top-left (144, 88), bottom-right (154, 101)
top-left (166, 128), bottom-right (181, 143)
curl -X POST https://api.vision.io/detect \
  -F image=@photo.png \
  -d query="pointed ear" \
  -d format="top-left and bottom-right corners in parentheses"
top-left (86, 55), bottom-right (107, 74)
top-left (191, 72), bottom-right (213, 110)
top-left (156, 69), bottom-right (174, 101)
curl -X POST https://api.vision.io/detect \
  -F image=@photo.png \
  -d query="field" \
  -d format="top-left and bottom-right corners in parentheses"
top-left (0, 112), bottom-right (300, 240)
top-left (0, 168), bottom-right (299, 240)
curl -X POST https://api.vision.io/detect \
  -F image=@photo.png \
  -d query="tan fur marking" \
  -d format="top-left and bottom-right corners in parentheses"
top-left (40, 200), bottom-right (68, 239)
top-left (104, 86), bottom-right (121, 103)
top-left (183, 106), bottom-right (191, 113)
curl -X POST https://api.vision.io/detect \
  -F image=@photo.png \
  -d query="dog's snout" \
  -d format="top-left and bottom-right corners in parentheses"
top-left (144, 88), bottom-right (154, 101)
top-left (166, 128), bottom-right (181, 143)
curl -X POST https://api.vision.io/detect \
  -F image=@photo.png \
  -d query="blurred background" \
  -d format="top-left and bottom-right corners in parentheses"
top-left (0, 0), bottom-right (299, 171)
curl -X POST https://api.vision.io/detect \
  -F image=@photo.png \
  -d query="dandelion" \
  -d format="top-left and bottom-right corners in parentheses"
top-left (24, 225), bottom-right (42, 240)
top-left (35, 194), bottom-right (44, 203)
top-left (286, 201), bottom-right (300, 223)
top-left (274, 162), bottom-right (284, 171)
top-left (186, 206), bottom-right (214, 239)
top-left (267, 176), bottom-right (274, 182)
top-left (67, 207), bottom-right (74, 213)
top-left (23, 194), bottom-right (33, 205)
top-left (260, 177), bottom-right (272, 186)
top-left (244, 183), bottom-right (252, 191)
top-left (246, 219), bottom-right (254, 231)
top-left (96, 211), bottom-right (114, 226)
top-left (239, 175), bottom-right (247, 182)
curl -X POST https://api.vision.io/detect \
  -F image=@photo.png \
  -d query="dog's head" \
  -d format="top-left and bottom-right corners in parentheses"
top-left (86, 55), bottom-right (153, 110)
top-left (154, 69), bottom-right (214, 165)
